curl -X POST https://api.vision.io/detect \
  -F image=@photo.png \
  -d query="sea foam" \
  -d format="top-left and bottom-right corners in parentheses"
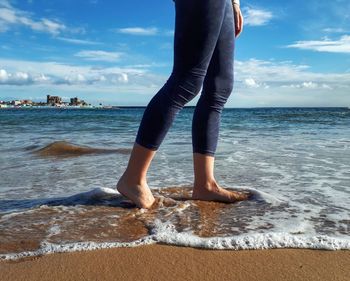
top-left (2, 219), bottom-right (349, 261)
top-left (1, 187), bottom-right (350, 261)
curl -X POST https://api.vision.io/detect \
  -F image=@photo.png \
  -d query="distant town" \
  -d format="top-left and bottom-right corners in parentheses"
top-left (1, 95), bottom-right (196, 109)
top-left (0, 95), bottom-right (106, 109)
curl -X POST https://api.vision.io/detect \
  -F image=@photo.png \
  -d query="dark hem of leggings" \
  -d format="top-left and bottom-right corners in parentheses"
top-left (135, 139), bottom-right (159, 151)
top-left (192, 149), bottom-right (216, 157)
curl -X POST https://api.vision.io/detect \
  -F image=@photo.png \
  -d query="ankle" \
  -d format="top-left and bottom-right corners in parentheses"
top-left (193, 179), bottom-right (219, 191)
top-left (119, 171), bottom-right (147, 186)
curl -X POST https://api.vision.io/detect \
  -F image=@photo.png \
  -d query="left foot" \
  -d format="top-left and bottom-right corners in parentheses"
top-left (116, 173), bottom-right (155, 209)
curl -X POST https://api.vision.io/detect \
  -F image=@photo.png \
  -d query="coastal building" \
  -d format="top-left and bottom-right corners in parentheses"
top-left (21, 99), bottom-right (33, 105)
top-left (0, 95), bottom-right (92, 108)
top-left (47, 95), bottom-right (62, 105)
top-left (11, 100), bottom-right (21, 105)
top-left (70, 96), bottom-right (88, 106)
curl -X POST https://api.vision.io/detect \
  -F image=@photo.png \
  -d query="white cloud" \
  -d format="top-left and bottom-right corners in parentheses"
top-left (281, 82), bottom-right (332, 90)
top-left (1, 57), bottom-right (349, 107)
top-left (243, 78), bottom-right (259, 88)
top-left (33, 73), bottom-right (50, 83)
top-left (115, 27), bottom-right (158, 36)
top-left (0, 0), bottom-right (83, 35)
top-left (0, 58), bottom-right (162, 88)
top-left (2, 57), bottom-right (350, 91)
top-left (0, 0), bottom-right (11, 9)
top-left (56, 37), bottom-right (101, 45)
top-left (74, 50), bottom-right (124, 62)
top-left (0, 68), bottom-right (51, 85)
top-left (118, 73), bottom-right (128, 83)
top-left (124, 62), bottom-right (170, 69)
top-left (228, 58), bottom-right (350, 106)
top-left (322, 27), bottom-right (347, 33)
top-left (286, 35), bottom-right (350, 53)
top-left (243, 77), bottom-right (269, 89)
top-left (237, 59), bottom-right (335, 83)
top-left (0, 68), bottom-right (34, 85)
top-left (63, 73), bottom-right (86, 85)
top-left (0, 68), bottom-right (8, 80)
top-left (233, 58), bottom-right (350, 105)
top-left (243, 7), bottom-right (273, 26)
top-left (0, 6), bottom-right (65, 35)
top-left (302, 81), bottom-right (318, 89)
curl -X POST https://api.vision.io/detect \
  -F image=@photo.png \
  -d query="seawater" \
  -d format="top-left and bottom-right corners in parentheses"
top-left (0, 107), bottom-right (349, 260)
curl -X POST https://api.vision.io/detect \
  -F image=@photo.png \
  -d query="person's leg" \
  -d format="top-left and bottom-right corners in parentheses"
top-left (192, 0), bottom-right (249, 202)
top-left (117, 0), bottom-right (229, 208)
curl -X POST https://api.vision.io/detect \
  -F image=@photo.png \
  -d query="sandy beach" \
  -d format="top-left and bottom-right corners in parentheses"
top-left (1, 245), bottom-right (349, 281)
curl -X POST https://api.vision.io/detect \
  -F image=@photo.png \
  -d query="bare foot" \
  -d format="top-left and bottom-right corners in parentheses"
top-left (116, 174), bottom-right (155, 209)
top-left (192, 181), bottom-right (250, 203)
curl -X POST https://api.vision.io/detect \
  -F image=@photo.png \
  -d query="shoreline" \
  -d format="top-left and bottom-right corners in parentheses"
top-left (1, 245), bottom-right (349, 281)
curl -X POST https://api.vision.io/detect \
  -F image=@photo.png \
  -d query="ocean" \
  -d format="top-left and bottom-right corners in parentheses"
top-left (0, 107), bottom-right (349, 260)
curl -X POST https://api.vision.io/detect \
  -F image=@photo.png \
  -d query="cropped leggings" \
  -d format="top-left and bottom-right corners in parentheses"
top-left (135, 0), bottom-right (235, 156)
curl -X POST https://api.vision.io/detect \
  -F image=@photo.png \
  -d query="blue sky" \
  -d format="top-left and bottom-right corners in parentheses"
top-left (0, 0), bottom-right (349, 107)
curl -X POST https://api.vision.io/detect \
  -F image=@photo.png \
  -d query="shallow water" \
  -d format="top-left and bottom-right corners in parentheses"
top-left (0, 107), bottom-right (349, 259)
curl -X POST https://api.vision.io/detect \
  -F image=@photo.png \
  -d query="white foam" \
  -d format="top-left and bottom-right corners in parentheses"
top-left (243, 187), bottom-right (286, 206)
top-left (1, 236), bottom-right (156, 261)
top-left (1, 185), bottom-right (349, 260)
top-left (47, 225), bottom-right (61, 237)
top-left (66, 187), bottom-right (120, 201)
top-left (150, 220), bottom-right (350, 250)
top-left (0, 187), bottom-right (121, 215)
top-left (2, 220), bottom-right (349, 261)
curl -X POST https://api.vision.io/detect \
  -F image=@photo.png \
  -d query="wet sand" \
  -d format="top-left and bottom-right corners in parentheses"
top-left (1, 245), bottom-right (349, 281)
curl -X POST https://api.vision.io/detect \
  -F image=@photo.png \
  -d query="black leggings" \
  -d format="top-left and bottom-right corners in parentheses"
top-left (135, 0), bottom-right (235, 156)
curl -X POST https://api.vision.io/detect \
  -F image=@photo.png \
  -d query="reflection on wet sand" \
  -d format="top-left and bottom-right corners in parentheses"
top-left (154, 186), bottom-right (257, 237)
top-left (193, 200), bottom-right (234, 237)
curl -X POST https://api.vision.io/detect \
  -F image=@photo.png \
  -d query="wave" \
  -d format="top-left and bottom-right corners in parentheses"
top-left (32, 141), bottom-right (131, 157)
top-left (0, 187), bottom-right (125, 213)
top-left (1, 187), bottom-right (349, 261)
top-left (2, 221), bottom-right (349, 261)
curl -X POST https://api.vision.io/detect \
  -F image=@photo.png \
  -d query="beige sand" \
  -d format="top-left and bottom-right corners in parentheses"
top-left (1, 245), bottom-right (349, 281)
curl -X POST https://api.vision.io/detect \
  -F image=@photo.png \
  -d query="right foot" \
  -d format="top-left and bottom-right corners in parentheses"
top-left (192, 181), bottom-right (250, 203)
top-left (116, 174), bottom-right (155, 209)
